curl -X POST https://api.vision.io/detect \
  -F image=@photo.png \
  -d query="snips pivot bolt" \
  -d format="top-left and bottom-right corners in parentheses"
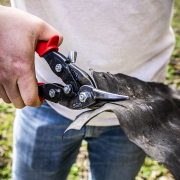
top-left (49, 89), bottom-right (56, 98)
top-left (63, 85), bottom-right (72, 94)
top-left (55, 64), bottom-right (62, 72)
top-left (79, 92), bottom-right (90, 102)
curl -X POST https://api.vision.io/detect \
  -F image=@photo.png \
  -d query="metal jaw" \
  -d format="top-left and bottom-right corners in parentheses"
top-left (38, 84), bottom-right (129, 110)
top-left (42, 50), bottom-right (95, 92)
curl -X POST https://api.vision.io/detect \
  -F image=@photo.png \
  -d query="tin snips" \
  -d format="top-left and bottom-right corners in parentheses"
top-left (36, 35), bottom-right (129, 110)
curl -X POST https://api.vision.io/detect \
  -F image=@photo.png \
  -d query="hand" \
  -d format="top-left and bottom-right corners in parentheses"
top-left (0, 5), bottom-right (63, 108)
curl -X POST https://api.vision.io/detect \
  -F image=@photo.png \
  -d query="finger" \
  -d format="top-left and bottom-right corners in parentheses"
top-left (0, 84), bottom-right (11, 104)
top-left (17, 70), bottom-right (43, 107)
top-left (38, 21), bottom-right (63, 46)
top-left (3, 81), bottom-right (25, 109)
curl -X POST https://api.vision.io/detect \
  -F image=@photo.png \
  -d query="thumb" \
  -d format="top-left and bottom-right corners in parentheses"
top-left (38, 21), bottom-right (63, 46)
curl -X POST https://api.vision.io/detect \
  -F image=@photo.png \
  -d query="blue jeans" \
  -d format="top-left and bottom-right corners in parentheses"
top-left (12, 101), bottom-right (145, 180)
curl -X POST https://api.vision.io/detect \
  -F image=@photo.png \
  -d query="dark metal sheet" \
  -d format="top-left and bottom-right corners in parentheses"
top-left (63, 71), bottom-right (180, 179)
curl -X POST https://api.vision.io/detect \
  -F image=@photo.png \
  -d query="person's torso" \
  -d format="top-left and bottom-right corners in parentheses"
top-left (11, 0), bottom-right (175, 125)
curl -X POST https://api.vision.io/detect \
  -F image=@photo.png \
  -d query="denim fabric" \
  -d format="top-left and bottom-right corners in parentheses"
top-left (12, 101), bottom-right (145, 180)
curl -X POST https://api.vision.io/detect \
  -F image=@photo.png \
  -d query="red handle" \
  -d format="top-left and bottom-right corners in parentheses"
top-left (37, 82), bottom-right (45, 101)
top-left (36, 35), bottom-right (59, 57)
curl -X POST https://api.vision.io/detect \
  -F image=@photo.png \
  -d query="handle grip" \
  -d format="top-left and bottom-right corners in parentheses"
top-left (36, 36), bottom-right (60, 101)
top-left (37, 82), bottom-right (45, 101)
top-left (36, 35), bottom-right (59, 57)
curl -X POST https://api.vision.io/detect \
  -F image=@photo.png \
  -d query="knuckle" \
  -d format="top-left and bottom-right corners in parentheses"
top-left (6, 101), bottom-right (11, 104)
top-left (38, 20), bottom-right (46, 31)
top-left (14, 65), bottom-right (32, 78)
top-left (12, 59), bottom-right (27, 75)
top-left (25, 98), bottom-right (38, 107)
top-left (59, 35), bottom-right (63, 45)
top-left (38, 19), bottom-right (45, 26)
top-left (3, 98), bottom-right (11, 104)
top-left (0, 72), bottom-right (9, 84)
top-left (15, 104), bottom-right (25, 109)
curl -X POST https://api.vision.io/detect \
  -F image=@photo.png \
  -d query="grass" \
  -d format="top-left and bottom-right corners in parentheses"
top-left (0, 0), bottom-right (180, 179)
top-left (166, 0), bottom-right (180, 88)
top-left (0, 101), bottom-right (15, 180)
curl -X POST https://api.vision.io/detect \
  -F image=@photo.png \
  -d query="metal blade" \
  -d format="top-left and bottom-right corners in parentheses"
top-left (93, 88), bottom-right (129, 100)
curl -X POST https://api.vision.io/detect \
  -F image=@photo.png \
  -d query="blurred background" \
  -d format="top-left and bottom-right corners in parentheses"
top-left (0, 0), bottom-right (180, 180)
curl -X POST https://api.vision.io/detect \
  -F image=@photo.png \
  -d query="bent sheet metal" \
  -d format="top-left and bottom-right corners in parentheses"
top-left (63, 71), bottom-right (180, 179)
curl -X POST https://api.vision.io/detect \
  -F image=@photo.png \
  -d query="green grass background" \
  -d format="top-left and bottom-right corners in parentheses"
top-left (0, 0), bottom-right (180, 179)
